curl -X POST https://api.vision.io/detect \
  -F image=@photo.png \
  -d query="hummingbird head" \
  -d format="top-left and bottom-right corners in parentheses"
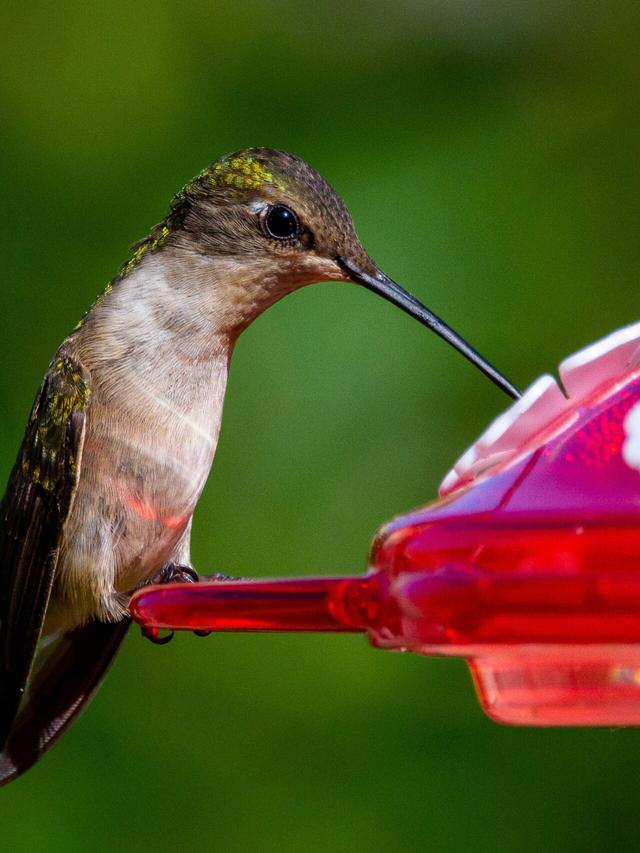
top-left (142, 148), bottom-right (519, 399)
top-left (166, 147), bottom-right (374, 287)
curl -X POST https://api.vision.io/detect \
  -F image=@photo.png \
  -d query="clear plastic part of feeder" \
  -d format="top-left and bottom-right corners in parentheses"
top-left (130, 322), bottom-right (640, 726)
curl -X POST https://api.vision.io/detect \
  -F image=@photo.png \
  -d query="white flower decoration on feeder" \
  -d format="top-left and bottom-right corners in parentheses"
top-left (623, 402), bottom-right (640, 472)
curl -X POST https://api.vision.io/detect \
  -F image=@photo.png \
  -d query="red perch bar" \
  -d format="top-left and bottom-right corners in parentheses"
top-left (131, 322), bottom-right (640, 725)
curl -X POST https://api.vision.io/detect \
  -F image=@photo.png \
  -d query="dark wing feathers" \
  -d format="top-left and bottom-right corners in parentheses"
top-left (0, 618), bottom-right (131, 786)
top-left (0, 350), bottom-right (91, 746)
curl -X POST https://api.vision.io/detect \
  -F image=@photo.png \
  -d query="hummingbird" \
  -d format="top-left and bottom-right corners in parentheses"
top-left (0, 148), bottom-right (520, 784)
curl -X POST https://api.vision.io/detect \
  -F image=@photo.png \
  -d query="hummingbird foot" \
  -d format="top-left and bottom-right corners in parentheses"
top-left (140, 625), bottom-right (175, 645)
top-left (139, 563), bottom-right (240, 642)
top-left (138, 561), bottom-right (199, 643)
top-left (155, 561), bottom-right (200, 585)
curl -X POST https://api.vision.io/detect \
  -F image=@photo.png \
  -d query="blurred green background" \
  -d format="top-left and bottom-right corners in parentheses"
top-left (1, 1), bottom-right (640, 850)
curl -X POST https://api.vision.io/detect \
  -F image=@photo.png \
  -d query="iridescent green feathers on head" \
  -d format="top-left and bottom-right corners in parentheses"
top-left (73, 148), bottom-right (361, 332)
top-left (119, 149), bottom-right (292, 278)
top-left (116, 148), bottom-right (353, 278)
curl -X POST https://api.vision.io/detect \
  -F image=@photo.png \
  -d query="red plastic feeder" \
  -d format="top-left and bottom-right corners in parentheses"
top-left (131, 323), bottom-right (640, 726)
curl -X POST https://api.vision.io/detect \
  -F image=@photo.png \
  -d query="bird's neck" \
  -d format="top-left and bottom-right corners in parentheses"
top-left (75, 251), bottom-right (243, 432)
top-left (89, 250), bottom-right (250, 355)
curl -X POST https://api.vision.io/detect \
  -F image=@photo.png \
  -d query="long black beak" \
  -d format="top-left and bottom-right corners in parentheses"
top-left (336, 256), bottom-right (521, 401)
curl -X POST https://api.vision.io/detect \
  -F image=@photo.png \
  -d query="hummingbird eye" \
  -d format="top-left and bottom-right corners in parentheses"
top-left (264, 205), bottom-right (299, 240)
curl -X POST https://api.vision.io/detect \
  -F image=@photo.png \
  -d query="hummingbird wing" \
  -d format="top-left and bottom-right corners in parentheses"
top-left (0, 617), bottom-right (131, 785)
top-left (0, 349), bottom-right (91, 746)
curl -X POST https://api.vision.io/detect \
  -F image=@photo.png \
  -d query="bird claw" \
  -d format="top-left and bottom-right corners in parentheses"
top-left (141, 626), bottom-right (175, 645)
top-left (156, 562), bottom-right (200, 585)
top-left (141, 564), bottom-right (240, 642)
top-left (141, 562), bottom-right (239, 646)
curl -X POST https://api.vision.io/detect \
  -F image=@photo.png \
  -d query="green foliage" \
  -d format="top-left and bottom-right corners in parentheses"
top-left (1, 2), bottom-right (640, 850)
